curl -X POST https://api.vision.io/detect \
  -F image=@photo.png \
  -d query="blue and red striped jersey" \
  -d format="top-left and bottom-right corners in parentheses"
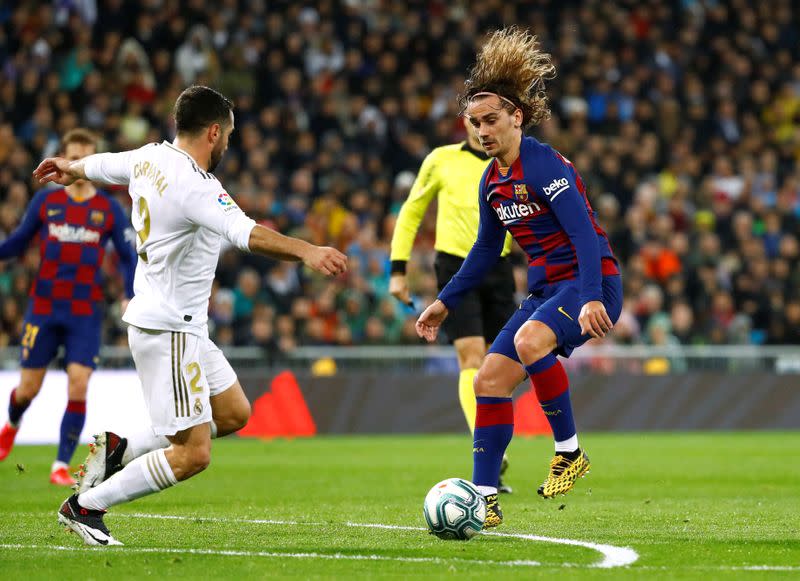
top-left (0, 187), bottom-right (136, 316)
top-left (439, 136), bottom-right (618, 309)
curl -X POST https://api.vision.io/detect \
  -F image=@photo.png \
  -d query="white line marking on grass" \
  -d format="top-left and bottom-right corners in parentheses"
top-left (6, 543), bottom-right (794, 572)
top-left (628, 565), bottom-right (800, 573)
top-left (14, 514), bottom-right (796, 572)
top-left (117, 513), bottom-right (637, 568)
top-left (487, 531), bottom-right (638, 569)
top-left (348, 522), bottom-right (638, 568)
top-left (736, 566), bottom-right (800, 571)
top-left (119, 513), bottom-right (315, 526)
top-left (0, 543), bottom-right (538, 567)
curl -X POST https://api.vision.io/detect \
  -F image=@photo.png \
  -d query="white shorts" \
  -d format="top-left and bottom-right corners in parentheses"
top-left (128, 325), bottom-right (238, 436)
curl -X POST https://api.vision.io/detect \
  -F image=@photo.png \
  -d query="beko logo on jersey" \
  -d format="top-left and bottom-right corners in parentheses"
top-left (494, 201), bottom-right (542, 224)
top-left (48, 223), bottom-right (100, 243)
top-left (543, 177), bottom-right (569, 201)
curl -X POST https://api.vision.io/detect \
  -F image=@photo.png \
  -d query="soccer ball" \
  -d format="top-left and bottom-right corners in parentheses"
top-left (423, 478), bottom-right (486, 540)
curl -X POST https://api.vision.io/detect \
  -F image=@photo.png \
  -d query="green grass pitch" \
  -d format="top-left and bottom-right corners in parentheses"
top-left (1, 433), bottom-right (799, 579)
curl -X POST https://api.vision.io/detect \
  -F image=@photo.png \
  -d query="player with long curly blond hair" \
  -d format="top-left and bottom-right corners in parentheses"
top-left (417, 28), bottom-right (622, 528)
top-left (458, 26), bottom-right (555, 130)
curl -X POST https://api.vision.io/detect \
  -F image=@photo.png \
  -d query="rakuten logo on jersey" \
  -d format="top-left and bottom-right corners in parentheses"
top-left (48, 223), bottom-right (100, 244)
top-left (494, 201), bottom-right (542, 224)
top-left (543, 177), bottom-right (569, 201)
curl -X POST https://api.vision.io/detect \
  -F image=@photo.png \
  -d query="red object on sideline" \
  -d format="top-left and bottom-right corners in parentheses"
top-left (271, 371), bottom-right (317, 436)
top-left (238, 371), bottom-right (317, 439)
top-left (513, 390), bottom-right (552, 436)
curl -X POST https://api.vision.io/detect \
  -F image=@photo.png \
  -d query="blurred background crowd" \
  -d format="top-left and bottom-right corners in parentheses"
top-left (1, 0), bottom-right (799, 360)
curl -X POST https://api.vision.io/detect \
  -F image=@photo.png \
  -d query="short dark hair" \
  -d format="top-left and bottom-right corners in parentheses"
top-left (174, 86), bottom-right (233, 135)
top-left (60, 128), bottom-right (98, 153)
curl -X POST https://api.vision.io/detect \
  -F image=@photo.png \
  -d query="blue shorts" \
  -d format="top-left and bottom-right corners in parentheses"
top-left (488, 275), bottom-right (623, 361)
top-left (20, 309), bottom-right (102, 369)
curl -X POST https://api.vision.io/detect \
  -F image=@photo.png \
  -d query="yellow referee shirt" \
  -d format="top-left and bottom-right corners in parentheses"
top-left (390, 142), bottom-right (513, 268)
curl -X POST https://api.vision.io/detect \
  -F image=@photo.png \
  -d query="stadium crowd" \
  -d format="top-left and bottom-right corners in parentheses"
top-left (1, 0), bottom-right (799, 360)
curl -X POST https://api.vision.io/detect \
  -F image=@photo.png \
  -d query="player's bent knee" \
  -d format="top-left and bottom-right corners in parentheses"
top-left (213, 400), bottom-right (251, 436)
top-left (513, 323), bottom-right (554, 363)
top-left (454, 337), bottom-right (486, 370)
top-left (461, 355), bottom-right (484, 370)
top-left (16, 370), bottom-right (46, 402)
top-left (13, 385), bottom-right (36, 404)
top-left (225, 401), bottom-right (251, 434)
top-left (169, 441), bottom-right (212, 480)
top-left (182, 446), bottom-right (211, 477)
top-left (457, 346), bottom-right (484, 370)
top-left (67, 379), bottom-right (89, 399)
top-left (66, 366), bottom-right (92, 399)
top-left (191, 448), bottom-right (211, 474)
top-left (473, 368), bottom-right (508, 397)
top-left (236, 400), bottom-right (252, 429)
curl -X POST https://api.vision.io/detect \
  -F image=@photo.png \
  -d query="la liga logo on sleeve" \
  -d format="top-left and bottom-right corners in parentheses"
top-left (217, 192), bottom-right (239, 213)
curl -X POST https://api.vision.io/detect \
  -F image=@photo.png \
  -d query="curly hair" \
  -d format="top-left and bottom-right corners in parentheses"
top-left (459, 27), bottom-right (555, 129)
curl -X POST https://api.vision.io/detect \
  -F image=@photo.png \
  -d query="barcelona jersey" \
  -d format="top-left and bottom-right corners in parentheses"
top-left (0, 187), bottom-right (136, 317)
top-left (439, 136), bottom-right (619, 309)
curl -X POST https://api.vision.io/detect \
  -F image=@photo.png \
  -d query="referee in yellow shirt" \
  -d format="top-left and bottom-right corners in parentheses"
top-left (390, 120), bottom-right (516, 493)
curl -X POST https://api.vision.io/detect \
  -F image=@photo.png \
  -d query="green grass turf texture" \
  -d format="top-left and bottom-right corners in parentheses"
top-left (1, 433), bottom-right (798, 579)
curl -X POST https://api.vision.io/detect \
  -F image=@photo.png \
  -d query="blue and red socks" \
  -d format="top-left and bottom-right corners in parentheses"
top-left (526, 355), bottom-right (579, 454)
top-left (472, 396), bottom-right (514, 496)
top-left (57, 400), bottom-right (86, 465)
top-left (7, 388), bottom-right (30, 428)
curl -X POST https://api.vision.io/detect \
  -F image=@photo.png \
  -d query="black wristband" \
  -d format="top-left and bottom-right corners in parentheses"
top-left (390, 260), bottom-right (407, 274)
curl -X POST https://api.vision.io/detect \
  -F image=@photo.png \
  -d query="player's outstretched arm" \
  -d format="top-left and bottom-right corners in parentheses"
top-left (34, 151), bottom-right (134, 186)
top-left (248, 225), bottom-right (347, 277)
top-left (32, 156), bottom-right (87, 186)
top-left (415, 299), bottom-right (449, 342)
top-left (184, 188), bottom-right (346, 277)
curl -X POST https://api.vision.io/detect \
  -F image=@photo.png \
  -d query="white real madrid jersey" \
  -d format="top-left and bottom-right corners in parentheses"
top-left (84, 141), bottom-right (256, 334)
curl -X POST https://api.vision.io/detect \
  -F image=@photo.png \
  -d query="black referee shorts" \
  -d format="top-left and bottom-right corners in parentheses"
top-left (434, 252), bottom-right (516, 344)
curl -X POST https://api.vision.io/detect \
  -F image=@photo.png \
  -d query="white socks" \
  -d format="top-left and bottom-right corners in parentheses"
top-left (477, 485), bottom-right (497, 496)
top-left (555, 434), bottom-right (579, 453)
top-left (121, 429), bottom-right (170, 466)
top-left (121, 421), bottom-right (218, 466)
top-left (79, 449), bottom-right (176, 511)
top-left (79, 421), bottom-right (219, 511)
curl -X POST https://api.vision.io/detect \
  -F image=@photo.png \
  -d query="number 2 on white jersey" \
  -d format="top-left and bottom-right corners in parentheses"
top-left (135, 197), bottom-right (151, 262)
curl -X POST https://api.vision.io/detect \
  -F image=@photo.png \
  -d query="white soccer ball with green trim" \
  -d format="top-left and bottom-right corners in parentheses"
top-left (423, 478), bottom-right (486, 540)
